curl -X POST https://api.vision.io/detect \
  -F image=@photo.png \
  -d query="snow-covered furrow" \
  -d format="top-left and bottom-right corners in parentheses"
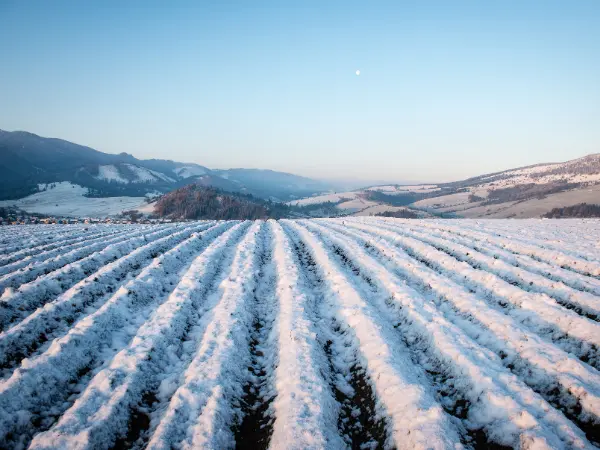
top-left (0, 226), bottom-right (137, 279)
top-left (0, 219), bottom-right (599, 449)
top-left (464, 220), bottom-right (600, 256)
top-left (0, 224), bottom-right (180, 294)
top-left (427, 220), bottom-right (600, 277)
top-left (0, 228), bottom-right (51, 251)
top-left (233, 223), bottom-right (278, 449)
top-left (312, 219), bottom-right (592, 449)
top-left (29, 222), bottom-right (251, 450)
top-left (334, 221), bottom-right (600, 442)
top-left (145, 222), bottom-right (263, 450)
top-left (0, 222), bottom-right (223, 375)
top-left (0, 223), bottom-right (243, 449)
top-left (400, 219), bottom-right (600, 295)
top-left (0, 226), bottom-right (131, 268)
top-left (266, 221), bottom-right (345, 450)
top-left (351, 219), bottom-right (600, 370)
top-left (0, 225), bottom-right (103, 255)
top-left (283, 222), bottom-right (393, 449)
top-left (0, 224), bottom-right (189, 331)
top-left (0, 225), bottom-right (142, 260)
top-left (282, 220), bottom-right (462, 450)
top-left (466, 221), bottom-right (600, 263)
top-left (0, 227), bottom-right (162, 289)
top-left (402, 220), bottom-right (600, 297)
top-left (447, 219), bottom-right (600, 256)
top-left (31, 223), bottom-right (252, 448)
top-left (396, 222), bottom-right (600, 321)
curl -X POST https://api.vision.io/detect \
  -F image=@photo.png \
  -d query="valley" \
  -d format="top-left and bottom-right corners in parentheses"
top-left (1, 129), bottom-right (598, 220)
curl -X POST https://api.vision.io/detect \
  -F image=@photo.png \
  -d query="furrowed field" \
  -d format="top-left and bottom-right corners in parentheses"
top-left (0, 218), bottom-right (599, 450)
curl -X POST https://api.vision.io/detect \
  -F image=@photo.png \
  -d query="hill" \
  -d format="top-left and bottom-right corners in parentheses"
top-left (153, 184), bottom-right (294, 220)
top-left (290, 153), bottom-right (600, 219)
top-left (0, 129), bottom-right (330, 201)
top-left (0, 181), bottom-right (149, 218)
top-left (411, 153), bottom-right (600, 218)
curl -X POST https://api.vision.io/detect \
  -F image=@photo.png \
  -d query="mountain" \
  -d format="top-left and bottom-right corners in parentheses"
top-left (213, 168), bottom-right (330, 200)
top-left (4, 128), bottom-right (597, 219)
top-left (290, 153), bottom-right (600, 219)
top-left (0, 129), bottom-right (207, 199)
top-left (0, 129), bottom-right (329, 201)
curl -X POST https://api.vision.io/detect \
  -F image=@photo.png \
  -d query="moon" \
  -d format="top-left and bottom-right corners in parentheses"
top-left (355, 69), bottom-right (360, 76)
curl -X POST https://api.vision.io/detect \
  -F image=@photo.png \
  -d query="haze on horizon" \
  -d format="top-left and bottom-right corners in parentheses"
top-left (1, 0), bottom-right (599, 184)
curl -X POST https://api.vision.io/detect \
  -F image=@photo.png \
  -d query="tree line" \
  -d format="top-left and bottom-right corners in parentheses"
top-left (543, 203), bottom-right (600, 218)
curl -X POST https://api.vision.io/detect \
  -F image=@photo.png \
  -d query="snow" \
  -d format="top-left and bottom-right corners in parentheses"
top-left (367, 184), bottom-right (441, 194)
top-left (477, 171), bottom-right (600, 190)
top-left (362, 220), bottom-right (600, 366)
top-left (289, 186), bottom-right (439, 216)
top-left (30, 222), bottom-right (243, 449)
top-left (353, 205), bottom-right (433, 217)
top-left (283, 220), bottom-right (461, 449)
top-left (0, 218), bottom-right (599, 449)
top-left (412, 192), bottom-right (472, 210)
top-left (147, 222), bottom-right (259, 449)
top-left (410, 153), bottom-right (600, 218)
top-left (456, 184), bottom-right (600, 219)
top-left (289, 187), bottom-right (440, 208)
top-left (124, 164), bottom-right (175, 183)
top-left (305, 219), bottom-right (589, 448)
top-left (173, 166), bottom-right (207, 178)
top-left (473, 154), bottom-right (600, 191)
top-left (0, 182), bottom-right (147, 217)
top-left (287, 191), bottom-right (359, 206)
top-left (135, 201), bottom-right (156, 215)
top-left (96, 164), bottom-right (175, 184)
top-left (269, 221), bottom-right (344, 449)
top-left (96, 165), bottom-right (129, 184)
top-left (335, 197), bottom-right (379, 212)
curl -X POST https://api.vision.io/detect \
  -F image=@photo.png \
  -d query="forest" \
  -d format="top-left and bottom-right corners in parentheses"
top-left (153, 184), bottom-right (293, 220)
top-left (543, 203), bottom-right (600, 218)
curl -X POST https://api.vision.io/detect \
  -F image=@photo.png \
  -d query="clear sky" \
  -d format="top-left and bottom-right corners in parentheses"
top-left (1, 0), bottom-right (599, 183)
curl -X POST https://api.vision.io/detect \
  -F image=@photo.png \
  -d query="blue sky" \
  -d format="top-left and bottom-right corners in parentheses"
top-left (1, 0), bottom-right (599, 182)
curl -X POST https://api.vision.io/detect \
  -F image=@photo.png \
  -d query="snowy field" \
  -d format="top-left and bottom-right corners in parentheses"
top-left (0, 218), bottom-right (599, 449)
top-left (0, 182), bottom-right (148, 218)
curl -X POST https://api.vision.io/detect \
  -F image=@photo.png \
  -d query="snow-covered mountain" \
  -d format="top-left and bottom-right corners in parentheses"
top-left (95, 164), bottom-right (176, 184)
top-left (0, 129), bottom-right (330, 201)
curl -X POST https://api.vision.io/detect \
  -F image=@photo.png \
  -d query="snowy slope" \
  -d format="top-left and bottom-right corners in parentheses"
top-left (290, 185), bottom-right (440, 206)
top-left (96, 165), bottom-right (130, 184)
top-left (287, 190), bottom-right (427, 217)
top-left (409, 154), bottom-right (600, 217)
top-left (288, 191), bottom-right (360, 207)
top-left (173, 165), bottom-right (208, 178)
top-left (476, 153), bottom-right (600, 188)
top-left (366, 184), bottom-right (441, 194)
top-left (95, 164), bottom-right (175, 184)
top-left (0, 218), bottom-right (599, 449)
top-left (0, 182), bottom-right (147, 217)
top-left (124, 164), bottom-right (175, 183)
